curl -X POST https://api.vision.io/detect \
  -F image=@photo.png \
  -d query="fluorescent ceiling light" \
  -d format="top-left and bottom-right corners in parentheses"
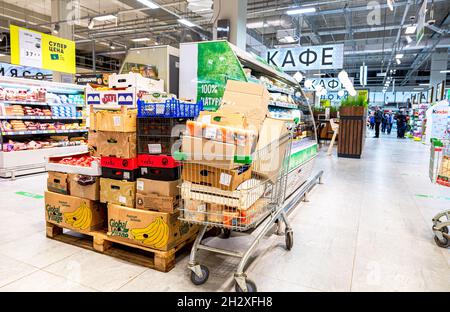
top-left (413, 88), bottom-right (423, 90)
top-left (283, 36), bottom-right (296, 43)
top-left (286, 7), bottom-right (316, 15)
top-left (387, 0), bottom-right (394, 11)
top-left (132, 37), bottom-right (151, 42)
top-left (405, 24), bottom-right (417, 34)
top-left (419, 83), bottom-right (429, 86)
top-left (395, 53), bottom-right (404, 59)
top-left (178, 18), bottom-right (196, 27)
top-left (247, 21), bottom-right (266, 29)
top-left (377, 72), bottom-right (387, 77)
top-left (313, 73), bottom-right (326, 76)
top-left (137, 0), bottom-right (159, 9)
top-left (293, 71), bottom-right (303, 82)
top-left (93, 15), bottom-right (117, 22)
top-left (88, 18), bottom-right (95, 29)
top-left (440, 70), bottom-right (450, 73)
top-left (405, 35), bottom-right (413, 43)
top-left (396, 58), bottom-right (401, 65)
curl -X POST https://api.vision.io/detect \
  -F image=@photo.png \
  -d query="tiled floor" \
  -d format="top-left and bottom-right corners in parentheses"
top-left (0, 131), bottom-right (449, 292)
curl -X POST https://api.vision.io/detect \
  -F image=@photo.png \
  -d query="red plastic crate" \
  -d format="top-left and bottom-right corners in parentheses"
top-left (100, 156), bottom-right (138, 170)
top-left (137, 154), bottom-right (181, 169)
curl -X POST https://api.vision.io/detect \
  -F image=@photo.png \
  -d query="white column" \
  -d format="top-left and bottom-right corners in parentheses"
top-left (213, 0), bottom-right (247, 50)
top-left (429, 48), bottom-right (448, 89)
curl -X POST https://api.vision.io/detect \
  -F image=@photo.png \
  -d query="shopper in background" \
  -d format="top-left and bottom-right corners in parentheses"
top-left (373, 107), bottom-right (383, 138)
top-left (395, 110), bottom-right (407, 138)
top-left (386, 112), bottom-right (393, 135)
top-left (370, 113), bottom-right (375, 130)
top-left (381, 112), bottom-right (388, 134)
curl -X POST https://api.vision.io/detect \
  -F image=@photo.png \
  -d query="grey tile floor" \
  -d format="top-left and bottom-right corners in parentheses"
top-left (0, 132), bottom-right (449, 292)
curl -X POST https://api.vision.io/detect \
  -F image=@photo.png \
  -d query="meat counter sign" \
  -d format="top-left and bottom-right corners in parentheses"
top-left (267, 44), bottom-right (344, 71)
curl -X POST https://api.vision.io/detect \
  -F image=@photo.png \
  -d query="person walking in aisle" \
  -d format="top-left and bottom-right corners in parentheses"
top-left (381, 112), bottom-right (388, 134)
top-left (395, 110), bottom-right (407, 138)
top-left (386, 112), bottom-right (393, 135)
top-left (373, 106), bottom-right (383, 138)
top-left (370, 113), bottom-right (375, 130)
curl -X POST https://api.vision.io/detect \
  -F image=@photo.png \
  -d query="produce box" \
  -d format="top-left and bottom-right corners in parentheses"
top-left (107, 204), bottom-right (198, 251)
top-left (95, 109), bottom-right (137, 132)
top-left (100, 178), bottom-right (136, 207)
top-left (46, 152), bottom-right (101, 176)
top-left (45, 191), bottom-right (105, 231)
top-left (183, 199), bottom-right (206, 222)
top-left (97, 131), bottom-right (137, 158)
top-left (182, 163), bottom-right (251, 191)
top-left (137, 154), bottom-right (180, 169)
top-left (136, 178), bottom-right (180, 197)
top-left (140, 166), bottom-right (180, 181)
top-left (47, 172), bottom-right (69, 194)
top-left (207, 203), bottom-right (223, 224)
top-left (88, 130), bottom-right (98, 156)
top-left (219, 80), bottom-right (269, 134)
top-left (136, 193), bottom-right (180, 213)
top-left (197, 111), bottom-right (248, 128)
top-left (68, 174), bottom-right (100, 201)
top-left (181, 136), bottom-right (251, 169)
top-left (101, 156), bottom-right (139, 181)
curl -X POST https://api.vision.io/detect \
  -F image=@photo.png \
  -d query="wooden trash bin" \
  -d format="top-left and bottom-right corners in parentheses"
top-left (338, 106), bottom-right (367, 159)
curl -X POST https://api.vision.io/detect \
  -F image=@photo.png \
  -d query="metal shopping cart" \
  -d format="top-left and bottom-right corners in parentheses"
top-left (429, 139), bottom-right (450, 248)
top-left (176, 133), bottom-right (293, 292)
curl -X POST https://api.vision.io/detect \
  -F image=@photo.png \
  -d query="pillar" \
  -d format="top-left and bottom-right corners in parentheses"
top-left (51, 0), bottom-right (75, 82)
top-left (429, 48), bottom-right (448, 90)
top-left (213, 0), bottom-right (247, 50)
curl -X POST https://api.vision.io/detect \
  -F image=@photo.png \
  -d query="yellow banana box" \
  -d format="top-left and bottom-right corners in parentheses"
top-left (107, 204), bottom-right (198, 251)
top-left (45, 191), bottom-right (106, 232)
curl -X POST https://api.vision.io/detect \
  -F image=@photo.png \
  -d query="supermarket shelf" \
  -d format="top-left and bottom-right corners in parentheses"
top-left (2, 129), bottom-right (88, 136)
top-left (0, 101), bottom-right (84, 107)
top-left (266, 85), bottom-right (294, 96)
top-left (0, 116), bottom-right (83, 120)
top-left (269, 101), bottom-right (298, 109)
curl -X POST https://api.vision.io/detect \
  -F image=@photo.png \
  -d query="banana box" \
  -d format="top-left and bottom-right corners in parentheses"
top-left (100, 178), bottom-right (136, 207)
top-left (107, 204), bottom-right (198, 251)
top-left (97, 131), bottom-right (137, 159)
top-left (47, 172), bottom-right (69, 194)
top-left (45, 191), bottom-right (105, 232)
top-left (136, 193), bottom-right (180, 213)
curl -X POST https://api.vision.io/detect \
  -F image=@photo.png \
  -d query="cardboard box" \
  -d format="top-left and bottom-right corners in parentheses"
top-left (136, 178), bottom-right (180, 197)
top-left (182, 163), bottom-right (251, 191)
top-left (207, 203), bottom-right (223, 224)
top-left (107, 204), bottom-right (198, 251)
top-left (97, 131), bottom-right (137, 158)
top-left (136, 193), bottom-right (180, 213)
top-left (95, 109), bottom-right (137, 132)
top-left (100, 178), bottom-right (136, 207)
top-left (184, 199), bottom-right (206, 222)
top-left (182, 136), bottom-right (241, 169)
top-left (219, 80), bottom-right (269, 134)
top-left (45, 191), bottom-right (105, 231)
top-left (197, 111), bottom-right (248, 128)
top-left (68, 174), bottom-right (100, 201)
top-left (252, 118), bottom-right (289, 182)
top-left (88, 130), bottom-right (98, 156)
top-left (47, 172), bottom-right (69, 194)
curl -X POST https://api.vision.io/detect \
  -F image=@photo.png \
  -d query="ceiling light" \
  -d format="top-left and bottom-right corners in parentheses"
top-left (88, 18), bottom-right (95, 29)
top-left (137, 0), bottom-right (159, 9)
top-left (93, 15), bottom-right (117, 22)
top-left (440, 70), bottom-right (450, 73)
top-left (178, 18), bottom-right (196, 27)
top-left (413, 88), bottom-right (423, 90)
top-left (53, 23), bottom-right (60, 34)
top-left (396, 58), bottom-right (401, 65)
top-left (283, 36), bottom-right (296, 43)
top-left (405, 35), bottom-right (413, 43)
top-left (287, 7), bottom-right (316, 15)
top-left (313, 73), bottom-right (326, 76)
top-left (405, 24), bottom-right (417, 34)
top-left (132, 37), bottom-right (151, 42)
top-left (247, 21), bottom-right (266, 29)
top-left (110, 42), bottom-right (115, 50)
top-left (387, 0), bottom-right (394, 11)
top-left (395, 53), bottom-right (404, 59)
top-left (377, 72), bottom-right (387, 77)
top-left (293, 71), bottom-right (303, 82)
top-left (304, 79), bottom-right (313, 89)
top-left (0, 53), bottom-right (6, 57)
top-left (419, 83), bottom-right (429, 86)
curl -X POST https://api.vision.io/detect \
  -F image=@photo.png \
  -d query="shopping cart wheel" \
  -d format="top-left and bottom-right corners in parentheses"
top-left (190, 265), bottom-right (209, 285)
top-left (285, 230), bottom-right (293, 251)
top-left (434, 235), bottom-right (450, 248)
top-left (221, 228), bottom-right (231, 239)
top-left (235, 280), bottom-right (257, 293)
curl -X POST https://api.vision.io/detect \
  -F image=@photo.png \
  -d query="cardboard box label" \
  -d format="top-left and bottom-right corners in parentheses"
top-left (219, 173), bottom-right (232, 186)
top-left (148, 144), bottom-right (162, 154)
top-left (201, 114), bottom-right (211, 124)
top-left (109, 219), bottom-right (130, 238)
top-left (137, 180), bottom-right (144, 191)
top-left (119, 196), bottom-right (127, 204)
top-left (113, 116), bottom-right (122, 127)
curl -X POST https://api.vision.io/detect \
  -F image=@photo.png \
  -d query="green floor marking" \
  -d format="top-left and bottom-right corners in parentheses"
top-left (15, 191), bottom-right (44, 199)
top-left (415, 194), bottom-right (450, 201)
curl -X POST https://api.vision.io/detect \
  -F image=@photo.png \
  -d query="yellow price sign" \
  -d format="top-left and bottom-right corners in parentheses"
top-left (10, 25), bottom-right (76, 74)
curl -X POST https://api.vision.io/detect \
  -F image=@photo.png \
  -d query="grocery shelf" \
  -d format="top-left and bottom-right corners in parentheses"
top-left (1, 129), bottom-right (88, 136)
top-left (0, 116), bottom-right (83, 120)
top-left (0, 101), bottom-right (84, 107)
top-left (269, 101), bottom-right (298, 109)
top-left (266, 85), bottom-right (294, 96)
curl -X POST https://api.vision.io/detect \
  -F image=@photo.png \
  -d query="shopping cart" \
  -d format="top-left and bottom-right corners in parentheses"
top-left (176, 133), bottom-right (293, 292)
top-left (429, 138), bottom-right (450, 248)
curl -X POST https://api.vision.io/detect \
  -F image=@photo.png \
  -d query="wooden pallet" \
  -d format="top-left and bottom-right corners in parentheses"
top-left (46, 222), bottom-right (196, 272)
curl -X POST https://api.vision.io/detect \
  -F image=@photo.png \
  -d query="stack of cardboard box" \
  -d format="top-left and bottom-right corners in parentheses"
top-left (180, 80), bottom-right (287, 227)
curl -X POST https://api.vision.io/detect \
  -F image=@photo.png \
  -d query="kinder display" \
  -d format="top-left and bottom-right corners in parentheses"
top-left (0, 77), bottom-right (87, 178)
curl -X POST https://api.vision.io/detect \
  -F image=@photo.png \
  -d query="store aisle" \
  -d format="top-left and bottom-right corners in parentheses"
top-left (0, 136), bottom-right (448, 292)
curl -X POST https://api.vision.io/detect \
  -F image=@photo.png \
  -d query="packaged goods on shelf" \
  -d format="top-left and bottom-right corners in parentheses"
top-left (46, 152), bottom-right (101, 176)
top-left (100, 178), bottom-right (136, 207)
top-left (95, 109), bottom-right (137, 132)
top-left (136, 178), bottom-right (180, 197)
top-left (68, 174), bottom-right (100, 201)
top-left (184, 199), bottom-right (206, 222)
top-left (97, 131), bottom-right (137, 158)
top-left (45, 191), bottom-right (105, 232)
top-left (100, 156), bottom-right (139, 181)
top-left (182, 163), bottom-right (252, 191)
top-left (47, 171), bottom-right (69, 194)
top-left (136, 193), bottom-right (180, 213)
top-left (107, 204), bottom-right (198, 251)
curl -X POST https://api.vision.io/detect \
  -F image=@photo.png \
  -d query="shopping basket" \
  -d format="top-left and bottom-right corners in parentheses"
top-left (137, 98), bottom-right (203, 118)
top-left (176, 133), bottom-right (294, 292)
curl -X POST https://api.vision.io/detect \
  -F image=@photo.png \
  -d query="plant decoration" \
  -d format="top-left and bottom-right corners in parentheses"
top-left (340, 95), bottom-right (368, 108)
